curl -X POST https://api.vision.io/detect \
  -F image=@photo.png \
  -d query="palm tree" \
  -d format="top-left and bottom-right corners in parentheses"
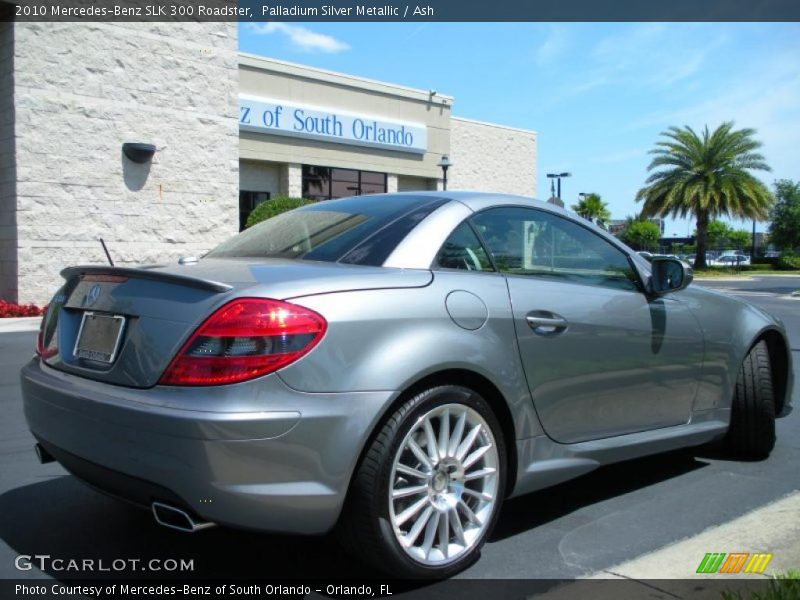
top-left (571, 193), bottom-right (611, 226)
top-left (636, 122), bottom-right (772, 269)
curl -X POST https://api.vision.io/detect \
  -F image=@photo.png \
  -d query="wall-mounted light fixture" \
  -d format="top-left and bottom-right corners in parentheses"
top-left (122, 142), bottom-right (156, 163)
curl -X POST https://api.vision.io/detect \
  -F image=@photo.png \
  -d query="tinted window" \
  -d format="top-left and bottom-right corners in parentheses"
top-left (207, 195), bottom-right (444, 263)
top-left (342, 198), bottom-right (448, 266)
top-left (302, 165), bottom-right (387, 201)
top-left (435, 222), bottom-right (494, 272)
top-left (472, 207), bottom-right (639, 291)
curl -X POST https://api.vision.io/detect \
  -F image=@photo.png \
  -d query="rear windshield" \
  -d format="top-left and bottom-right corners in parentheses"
top-left (206, 194), bottom-right (447, 266)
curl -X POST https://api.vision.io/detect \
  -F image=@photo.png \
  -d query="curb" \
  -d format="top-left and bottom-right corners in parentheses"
top-left (0, 317), bottom-right (42, 333)
top-left (538, 493), bottom-right (800, 598)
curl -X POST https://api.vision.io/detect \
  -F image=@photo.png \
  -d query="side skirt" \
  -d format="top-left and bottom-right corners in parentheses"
top-left (510, 408), bottom-right (730, 498)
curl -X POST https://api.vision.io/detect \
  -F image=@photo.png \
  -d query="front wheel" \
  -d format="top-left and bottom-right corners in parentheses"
top-left (725, 340), bottom-right (776, 459)
top-left (337, 385), bottom-right (506, 578)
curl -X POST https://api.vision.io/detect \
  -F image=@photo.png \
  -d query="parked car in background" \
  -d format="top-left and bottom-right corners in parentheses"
top-left (684, 253), bottom-right (719, 266)
top-left (21, 192), bottom-right (793, 578)
top-left (718, 255), bottom-right (752, 266)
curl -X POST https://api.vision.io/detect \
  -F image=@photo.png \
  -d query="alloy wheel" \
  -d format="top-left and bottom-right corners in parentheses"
top-left (388, 403), bottom-right (500, 566)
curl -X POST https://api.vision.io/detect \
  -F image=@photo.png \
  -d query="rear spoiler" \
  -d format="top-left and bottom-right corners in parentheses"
top-left (60, 265), bottom-right (232, 293)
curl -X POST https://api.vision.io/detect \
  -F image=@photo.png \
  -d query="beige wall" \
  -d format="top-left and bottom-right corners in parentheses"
top-left (240, 160), bottom-right (280, 196)
top-left (9, 22), bottom-right (239, 304)
top-left (448, 117), bottom-right (537, 197)
top-left (239, 55), bottom-right (451, 180)
top-left (238, 57), bottom-right (537, 201)
top-left (398, 175), bottom-right (437, 192)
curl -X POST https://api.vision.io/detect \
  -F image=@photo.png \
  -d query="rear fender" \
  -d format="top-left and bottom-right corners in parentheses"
top-left (280, 272), bottom-right (543, 440)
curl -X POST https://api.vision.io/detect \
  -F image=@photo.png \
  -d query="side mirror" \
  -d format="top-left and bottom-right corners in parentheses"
top-left (650, 257), bottom-right (693, 295)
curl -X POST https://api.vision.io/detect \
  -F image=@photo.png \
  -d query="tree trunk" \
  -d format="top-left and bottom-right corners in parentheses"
top-left (694, 212), bottom-right (709, 269)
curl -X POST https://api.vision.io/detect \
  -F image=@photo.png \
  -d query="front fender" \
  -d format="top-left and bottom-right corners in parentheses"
top-left (679, 286), bottom-right (791, 413)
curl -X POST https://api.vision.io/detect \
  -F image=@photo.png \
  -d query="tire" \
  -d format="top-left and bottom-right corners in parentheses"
top-left (725, 340), bottom-right (776, 459)
top-left (337, 385), bottom-right (506, 578)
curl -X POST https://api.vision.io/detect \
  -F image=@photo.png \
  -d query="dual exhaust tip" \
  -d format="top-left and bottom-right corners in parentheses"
top-left (34, 444), bottom-right (215, 533)
top-left (151, 502), bottom-right (216, 533)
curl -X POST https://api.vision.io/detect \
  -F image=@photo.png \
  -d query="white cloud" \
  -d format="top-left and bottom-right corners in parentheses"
top-left (245, 23), bottom-right (350, 54)
top-left (591, 23), bottom-right (668, 60)
top-left (627, 50), bottom-right (800, 180)
top-left (535, 26), bottom-right (570, 66)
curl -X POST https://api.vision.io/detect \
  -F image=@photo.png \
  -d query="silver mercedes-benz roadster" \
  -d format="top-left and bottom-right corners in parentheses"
top-left (21, 192), bottom-right (792, 577)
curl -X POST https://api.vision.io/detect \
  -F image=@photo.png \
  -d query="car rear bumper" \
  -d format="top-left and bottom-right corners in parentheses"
top-left (20, 359), bottom-right (394, 534)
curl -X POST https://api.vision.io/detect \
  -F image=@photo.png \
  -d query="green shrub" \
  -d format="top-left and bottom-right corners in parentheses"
top-left (245, 196), bottom-right (314, 228)
top-left (776, 252), bottom-right (800, 271)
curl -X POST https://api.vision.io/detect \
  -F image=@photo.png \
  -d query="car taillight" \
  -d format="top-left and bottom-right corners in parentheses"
top-left (159, 298), bottom-right (327, 386)
top-left (35, 305), bottom-right (58, 360)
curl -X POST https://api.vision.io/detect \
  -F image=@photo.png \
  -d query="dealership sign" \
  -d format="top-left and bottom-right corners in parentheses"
top-left (239, 95), bottom-right (427, 154)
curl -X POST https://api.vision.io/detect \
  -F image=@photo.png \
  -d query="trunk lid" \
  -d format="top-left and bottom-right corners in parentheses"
top-left (43, 258), bottom-right (431, 388)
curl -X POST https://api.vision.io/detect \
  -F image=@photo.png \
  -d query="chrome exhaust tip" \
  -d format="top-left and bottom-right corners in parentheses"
top-left (34, 443), bottom-right (55, 464)
top-left (151, 502), bottom-right (216, 533)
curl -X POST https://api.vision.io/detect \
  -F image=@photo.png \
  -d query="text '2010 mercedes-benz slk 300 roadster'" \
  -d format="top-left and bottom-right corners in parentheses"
top-left (21, 192), bottom-right (793, 577)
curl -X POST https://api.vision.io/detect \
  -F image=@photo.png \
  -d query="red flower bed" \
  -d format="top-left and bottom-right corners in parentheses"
top-left (0, 300), bottom-right (46, 318)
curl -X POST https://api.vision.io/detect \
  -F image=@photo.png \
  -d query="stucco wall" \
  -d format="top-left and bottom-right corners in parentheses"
top-left (12, 22), bottom-right (239, 304)
top-left (398, 175), bottom-right (436, 192)
top-left (239, 55), bottom-right (452, 181)
top-left (0, 22), bottom-right (16, 301)
top-left (240, 160), bottom-right (280, 196)
top-left (448, 117), bottom-right (537, 197)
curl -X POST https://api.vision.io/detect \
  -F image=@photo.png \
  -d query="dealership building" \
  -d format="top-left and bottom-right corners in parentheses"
top-left (0, 21), bottom-right (537, 304)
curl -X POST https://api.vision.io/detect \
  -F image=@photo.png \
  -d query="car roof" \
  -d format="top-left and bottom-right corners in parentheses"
top-left (382, 190), bottom-right (574, 217)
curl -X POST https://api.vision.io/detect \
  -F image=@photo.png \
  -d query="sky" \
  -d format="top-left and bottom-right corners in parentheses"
top-left (238, 22), bottom-right (800, 237)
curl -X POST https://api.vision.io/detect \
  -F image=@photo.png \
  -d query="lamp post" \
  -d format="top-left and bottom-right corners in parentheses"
top-left (751, 219), bottom-right (756, 259)
top-left (546, 172), bottom-right (572, 200)
top-left (437, 155), bottom-right (452, 191)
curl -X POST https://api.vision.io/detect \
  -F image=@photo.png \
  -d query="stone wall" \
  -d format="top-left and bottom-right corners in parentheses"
top-left (10, 22), bottom-right (238, 304)
top-left (0, 22), bottom-right (16, 301)
top-left (448, 117), bottom-right (537, 198)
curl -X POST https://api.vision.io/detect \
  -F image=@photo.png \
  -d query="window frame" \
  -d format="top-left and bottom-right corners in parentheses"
top-left (301, 165), bottom-right (388, 201)
top-left (239, 190), bottom-right (271, 231)
top-left (466, 205), bottom-right (647, 292)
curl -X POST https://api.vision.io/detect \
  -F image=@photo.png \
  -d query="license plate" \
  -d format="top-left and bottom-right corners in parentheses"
top-left (73, 312), bottom-right (126, 364)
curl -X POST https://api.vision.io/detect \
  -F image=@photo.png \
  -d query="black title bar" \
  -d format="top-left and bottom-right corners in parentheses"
top-left (3, 0), bottom-right (800, 22)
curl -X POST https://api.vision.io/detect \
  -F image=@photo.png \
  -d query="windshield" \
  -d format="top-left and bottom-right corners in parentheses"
top-left (206, 194), bottom-right (446, 265)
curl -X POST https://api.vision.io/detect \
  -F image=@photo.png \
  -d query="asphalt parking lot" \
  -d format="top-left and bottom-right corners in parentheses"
top-left (0, 275), bottom-right (797, 585)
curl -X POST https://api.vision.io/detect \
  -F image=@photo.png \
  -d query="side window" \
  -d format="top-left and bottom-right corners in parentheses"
top-left (435, 222), bottom-right (494, 272)
top-left (471, 207), bottom-right (639, 291)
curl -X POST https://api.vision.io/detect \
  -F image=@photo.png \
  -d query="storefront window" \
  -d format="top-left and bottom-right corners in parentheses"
top-left (302, 165), bottom-right (387, 201)
top-left (239, 191), bottom-right (271, 230)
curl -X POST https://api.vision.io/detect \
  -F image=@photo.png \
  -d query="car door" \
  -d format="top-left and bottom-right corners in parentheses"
top-left (471, 207), bottom-right (704, 444)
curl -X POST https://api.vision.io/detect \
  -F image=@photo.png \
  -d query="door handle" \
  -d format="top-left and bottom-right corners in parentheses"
top-left (526, 312), bottom-right (568, 336)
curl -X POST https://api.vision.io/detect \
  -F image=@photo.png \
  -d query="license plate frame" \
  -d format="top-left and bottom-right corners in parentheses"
top-left (73, 312), bottom-right (126, 364)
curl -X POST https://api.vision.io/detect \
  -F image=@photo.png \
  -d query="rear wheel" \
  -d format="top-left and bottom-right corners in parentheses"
top-left (337, 385), bottom-right (506, 578)
top-left (725, 340), bottom-right (776, 459)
